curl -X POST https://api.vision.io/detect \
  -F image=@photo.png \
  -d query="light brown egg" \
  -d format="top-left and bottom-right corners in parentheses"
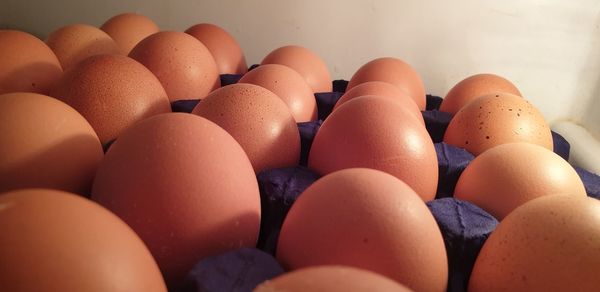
top-left (192, 83), bottom-right (300, 173)
top-left (454, 142), bottom-right (586, 220)
top-left (469, 194), bottom-right (600, 291)
top-left (440, 73), bottom-right (521, 115)
top-left (0, 30), bottom-right (62, 95)
top-left (91, 113), bottom-right (261, 290)
top-left (0, 189), bottom-right (167, 292)
top-left (185, 23), bottom-right (247, 74)
top-left (46, 24), bottom-right (119, 70)
top-left (261, 45), bottom-right (332, 93)
top-left (277, 168), bottom-right (448, 292)
top-left (333, 81), bottom-right (423, 124)
top-left (255, 265), bottom-right (413, 292)
top-left (443, 92), bottom-right (553, 156)
top-left (238, 64), bottom-right (317, 122)
top-left (308, 95), bottom-right (438, 201)
top-left (0, 92), bottom-right (103, 196)
top-left (100, 12), bottom-right (160, 55)
top-left (346, 57), bottom-right (426, 110)
top-left (51, 54), bottom-right (171, 144)
top-left (129, 31), bottom-right (220, 101)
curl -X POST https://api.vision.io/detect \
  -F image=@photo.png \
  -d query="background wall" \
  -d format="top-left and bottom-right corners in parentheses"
top-left (2, 0), bottom-right (599, 135)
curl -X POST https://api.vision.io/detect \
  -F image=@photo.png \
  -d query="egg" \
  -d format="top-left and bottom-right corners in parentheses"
top-left (185, 23), bottom-right (248, 75)
top-left (100, 12), bottom-right (160, 55)
top-left (443, 92), bottom-right (553, 156)
top-left (0, 30), bottom-right (62, 95)
top-left (0, 92), bottom-right (103, 195)
top-left (261, 45), bottom-right (332, 93)
top-left (91, 113), bottom-right (260, 289)
top-left (192, 83), bottom-right (300, 173)
top-left (346, 57), bottom-right (426, 110)
top-left (46, 24), bottom-right (119, 70)
top-left (277, 168), bottom-right (448, 292)
top-left (333, 81), bottom-right (423, 124)
top-left (469, 194), bottom-right (600, 291)
top-left (308, 95), bottom-right (438, 201)
top-left (454, 142), bottom-right (586, 220)
top-left (0, 189), bottom-right (166, 292)
top-left (440, 73), bottom-right (522, 115)
top-left (238, 64), bottom-right (317, 122)
top-left (50, 54), bottom-right (171, 144)
top-left (255, 265), bottom-right (413, 292)
top-left (129, 31), bottom-right (220, 101)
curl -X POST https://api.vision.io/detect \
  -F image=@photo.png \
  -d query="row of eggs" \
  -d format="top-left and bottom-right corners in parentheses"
top-left (1, 12), bottom-right (598, 292)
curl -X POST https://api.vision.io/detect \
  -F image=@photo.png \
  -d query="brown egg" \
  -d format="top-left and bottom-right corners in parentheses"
top-left (444, 92), bottom-right (553, 156)
top-left (192, 83), bottom-right (300, 173)
top-left (91, 113), bottom-right (261, 289)
top-left (46, 24), bottom-right (119, 70)
top-left (440, 73), bottom-right (522, 115)
top-left (129, 31), bottom-right (220, 101)
top-left (346, 57), bottom-right (426, 110)
top-left (454, 142), bottom-right (586, 220)
top-left (255, 265), bottom-right (413, 292)
top-left (100, 12), bottom-right (160, 55)
top-left (277, 168), bottom-right (448, 292)
top-left (261, 45), bottom-right (332, 93)
top-left (469, 194), bottom-right (600, 291)
top-left (238, 64), bottom-right (317, 122)
top-left (185, 23), bottom-right (248, 75)
top-left (308, 95), bottom-right (438, 201)
top-left (0, 92), bottom-right (103, 195)
top-left (51, 54), bottom-right (171, 144)
top-left (333, 81), bottom-right (423, 124)
top-left (0, 189), bottom-right (167, 292)
top-left (0, 30), bottom-right (62, 95)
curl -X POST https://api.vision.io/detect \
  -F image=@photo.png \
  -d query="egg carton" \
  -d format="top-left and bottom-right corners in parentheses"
top-left (145, 71), bottom-right (600, 292)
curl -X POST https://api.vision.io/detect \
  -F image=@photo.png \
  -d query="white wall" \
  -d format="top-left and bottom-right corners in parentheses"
top-left (2, 0), bottom-right (600, 131)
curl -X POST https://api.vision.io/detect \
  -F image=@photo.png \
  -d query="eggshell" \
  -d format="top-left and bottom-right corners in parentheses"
top-left (261, 45), bottom-right (332, 93)
top-left (443, 92), bottom-right (553, 156)
top-left (308, 95), bottom-right (438, 201)
top-left (46, 24), bottom-right (119, 70)
top-left (346, 57), bottom-right (426, 110)
top-left (0, 189), bottom-right (166, 292)
top-left (192, 83), bottom-right (300, 173)
top-left (255, 265), bottom-right (413, 292)
top-left (91, 113), bottom-right (260, 289)
top-left (454, 142), bottom-right (586, 220)
top-left (333, 81), bottom-right (423, 124)
top-left (100, 12), bottom-right (160, 55)
top-left (0, 30), bottom-right (62, 95)
top-left (185, 23), bottom-right (248, 74)
top-left (0, 92), bottom-right (103, 195)
top-left (238, 64), bottom-right (317, 122)
top-left (440, 73), bottom-right (521, 115)
top-left (129, 31), bottom-right (220, 101)
top-left (277, 168), bottom-right (448, 292)
top-left (51, 54), bottom-right (171, 144)
top-left (469, 194), bottom-right (600, 291)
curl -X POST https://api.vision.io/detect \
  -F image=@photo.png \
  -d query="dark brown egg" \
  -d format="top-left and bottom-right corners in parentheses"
top-left (100, 12), bottom-right (160, 55)
top-left (346, 57), bottom-right (426, 110)
top-left (185, 23), bottom-right (247, 74)
top-left (0, 29), bottom-right (62, 95)
top-left (0, 189), bottom-right (167, 292)
top-left (129, 31), bottom-right (220, 101)
top-left (51, 54), bottom-right (171, 144)
top-left (261, 45), bottom-right (332, 93)
top-left (192, 83), bottom-right (301, 173)
top-left (46, 24), bottom-right (119, 70)
top-left (238, 64), bottom-right (317, 122)
top-left (0, 92), bottom-right (103, 195)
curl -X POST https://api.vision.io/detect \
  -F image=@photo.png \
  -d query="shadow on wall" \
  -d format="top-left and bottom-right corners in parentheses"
top-left (580, 12), bottom-right (600, 141)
